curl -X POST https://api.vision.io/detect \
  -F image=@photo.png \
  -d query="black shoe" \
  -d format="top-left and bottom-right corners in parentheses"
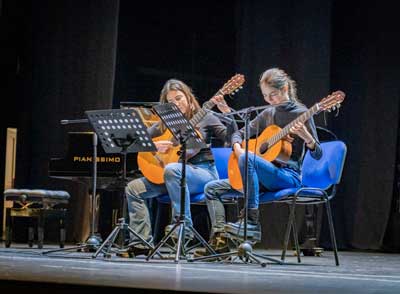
top-left (116, 246), bottom-right (151, 258)
top-left (128, 246), bottom-right (151, 257)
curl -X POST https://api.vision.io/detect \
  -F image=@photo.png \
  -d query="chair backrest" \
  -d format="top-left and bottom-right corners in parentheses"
top-left (302, 140), bottom-right (347, 190)
top-left (211, 147), bottom-right (232, 179)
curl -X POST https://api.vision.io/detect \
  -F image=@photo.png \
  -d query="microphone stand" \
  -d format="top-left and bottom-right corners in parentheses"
top-left (43, 118), bottom-right (101, 254)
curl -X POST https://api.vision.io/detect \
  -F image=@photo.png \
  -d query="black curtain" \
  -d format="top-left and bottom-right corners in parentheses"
top-left (1, 0), bottom-right (120, 242)
top-left (327, 0), bottom-right (400, 250)
top-left (234, 0), bottom-right (334, 249)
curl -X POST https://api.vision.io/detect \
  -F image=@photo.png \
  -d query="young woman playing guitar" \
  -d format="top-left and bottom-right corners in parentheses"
top-left (124, 77), bottom-right (241, 256)
top-left (194, 68), bottom-right (327, 257)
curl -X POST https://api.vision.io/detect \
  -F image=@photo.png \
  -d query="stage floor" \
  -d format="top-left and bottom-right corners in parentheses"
top-left (0, 242), bottom-right (399, 294)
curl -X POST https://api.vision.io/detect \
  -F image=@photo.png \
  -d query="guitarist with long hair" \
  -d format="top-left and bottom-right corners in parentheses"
top-left (124, 79), bottom-right (235, 257)
top-left (194, 68), bottom-right (323, 257)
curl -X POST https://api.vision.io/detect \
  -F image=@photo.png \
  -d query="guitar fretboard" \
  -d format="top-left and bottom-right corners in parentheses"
top-left (189, 90), bottom-right (223, 127)
top-left (266, 103), bottom-right (320, 148)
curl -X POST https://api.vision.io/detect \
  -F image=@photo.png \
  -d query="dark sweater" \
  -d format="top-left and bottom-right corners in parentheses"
top-left (231, 101), bottom-right (322, 172)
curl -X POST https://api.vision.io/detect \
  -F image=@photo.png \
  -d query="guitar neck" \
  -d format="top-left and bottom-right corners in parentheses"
top-left (267, 103), bottom-right (320, 147)
top-left (189, 89), bottom-right (223, 126)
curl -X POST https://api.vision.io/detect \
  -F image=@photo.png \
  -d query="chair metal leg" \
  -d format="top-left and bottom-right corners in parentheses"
top-left (291, 216), bottom-right (301, 263)
top-left (281, 197), bottom-right (297, 261)
top-left (325, 200), bottom-right (339, 266)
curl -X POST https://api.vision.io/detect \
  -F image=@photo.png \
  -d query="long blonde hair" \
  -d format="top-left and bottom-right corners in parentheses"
top-left (259, 68), bottom-right (300, 102)
top-left (159, 79), bottom-right (201, 119)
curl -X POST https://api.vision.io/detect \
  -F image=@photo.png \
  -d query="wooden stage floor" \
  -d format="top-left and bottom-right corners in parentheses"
top-left (0, 242), bottom-right (400, 294)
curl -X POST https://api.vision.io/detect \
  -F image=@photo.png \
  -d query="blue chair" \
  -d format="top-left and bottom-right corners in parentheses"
top-left (259, 140), bottom-right (347, 266)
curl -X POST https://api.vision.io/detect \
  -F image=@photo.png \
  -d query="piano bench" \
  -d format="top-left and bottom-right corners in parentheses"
top-left (4, 189), bottom-right (70, 249)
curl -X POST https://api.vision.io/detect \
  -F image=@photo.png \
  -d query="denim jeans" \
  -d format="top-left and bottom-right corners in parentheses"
top-left (238, 153), bottom-right (301, 208)
top-left (205, 153), bottom-right (301, 235)
top-left (125, 161), bottom-right (218, 243)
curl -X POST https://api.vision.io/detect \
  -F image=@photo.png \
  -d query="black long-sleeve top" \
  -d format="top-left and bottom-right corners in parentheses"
top-left (231, 101), bottom-right (322, 172)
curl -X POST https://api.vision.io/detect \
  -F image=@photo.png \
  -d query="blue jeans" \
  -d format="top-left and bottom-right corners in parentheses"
top-left (125, 161), bottom-right (218, 243)
top-left (238, 153), bottom-right (301, 209)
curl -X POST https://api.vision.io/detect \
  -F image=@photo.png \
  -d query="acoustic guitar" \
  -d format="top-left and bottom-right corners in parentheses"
top-left (228, 90), bottom-right (346, 190)
top-left (137, 74), bottom-right (245, 184)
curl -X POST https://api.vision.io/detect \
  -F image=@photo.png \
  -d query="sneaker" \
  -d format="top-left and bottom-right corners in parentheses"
top-left (224, 208), bottom-right (262, 241)
top-left (224, 220), bottom-right (261, 241)
top-left (193, 232), bottom-right (230, 258)
top-left (164, 224), bottom-right (194, 240)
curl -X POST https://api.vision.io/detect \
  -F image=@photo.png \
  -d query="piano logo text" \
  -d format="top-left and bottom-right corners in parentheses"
top-left (73, 156), bottom-right (121, 163)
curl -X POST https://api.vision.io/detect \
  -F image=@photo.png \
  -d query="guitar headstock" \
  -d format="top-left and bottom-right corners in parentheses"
top-left (219, 74), bottom-right (245, 96)
top-left (318, 90), bottom-right (346, 113)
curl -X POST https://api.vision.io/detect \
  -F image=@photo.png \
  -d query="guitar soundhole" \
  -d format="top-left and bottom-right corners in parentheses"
top-left (259, 143), bottom-right (269, 155)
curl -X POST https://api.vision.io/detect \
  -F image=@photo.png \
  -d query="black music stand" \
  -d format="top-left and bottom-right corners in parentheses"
top-left (189, 105), bottom-right (283, 267)
top-left (146, 103), bottom-right (218, 262)
top-left (85, 109), bottom-right (158, 258)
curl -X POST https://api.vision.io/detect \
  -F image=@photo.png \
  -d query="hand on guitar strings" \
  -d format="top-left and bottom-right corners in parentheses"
top-left (289, 121), bottom-right (315, 148)
top-left (154, 140), bottom-right (174, 153)
top-left (233, 142), bottom-right (246, 159)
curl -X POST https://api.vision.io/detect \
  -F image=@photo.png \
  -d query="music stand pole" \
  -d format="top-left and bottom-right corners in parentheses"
top-left (43, 119), bottom-right (101, 255)
top-left (86, 133), bottom-right (102, 247)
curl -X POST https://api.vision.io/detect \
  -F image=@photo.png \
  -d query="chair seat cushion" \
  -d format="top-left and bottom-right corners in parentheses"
top-left (259, 187), bottom-right (326, 203)
top-left (4, 189), bottom-right (70, 202)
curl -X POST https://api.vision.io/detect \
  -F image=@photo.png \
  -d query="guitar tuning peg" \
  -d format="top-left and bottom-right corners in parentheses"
top-left (239, 86), bottom-right (243, 89)
top-left (235, 89), bottom-right (239, 92)
top-left (327, 109), bottom-right (331, 113)
top-left (332, 106), bottom-right (336, 111)
top-left (336, 103), bottom-right (341, 108)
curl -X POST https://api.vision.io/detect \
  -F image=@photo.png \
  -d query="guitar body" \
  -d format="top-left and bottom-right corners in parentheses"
top-left (228, 124), bottom-right (292, 190)
top-left (137, 130), bottom-right (180, 184)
